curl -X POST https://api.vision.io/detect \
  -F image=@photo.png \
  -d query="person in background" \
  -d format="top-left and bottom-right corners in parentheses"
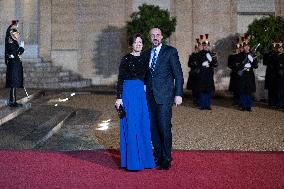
top-left (228, 38), bottom-right (242, 106)
top-left (5, 28), bottom-right (25, 107)
top-left (263, 40), bottom-right (280, 107)
top-left (187, 38), bottom-right (202, 106)
top-left (276, 42), bottom-right (284, 109)
top-left (195, 34), bottom-right (218, 110)
top-left (5, 20), bottom-right (19, 66)
top-left (236, 34), bottom-right (258, 111)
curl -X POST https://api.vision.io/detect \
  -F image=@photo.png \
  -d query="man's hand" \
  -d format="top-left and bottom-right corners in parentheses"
top-left (174, 96), bottom-right (182, 106)
top-left (115, 99), bottom-right (123, 109)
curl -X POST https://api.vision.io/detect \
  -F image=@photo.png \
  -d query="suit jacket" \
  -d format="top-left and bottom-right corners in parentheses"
top-left (144, 44), bottom-right (184, 104)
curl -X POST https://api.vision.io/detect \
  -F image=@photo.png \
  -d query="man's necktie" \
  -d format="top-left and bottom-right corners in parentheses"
top-left (150, 48), bottom-right (157, 73)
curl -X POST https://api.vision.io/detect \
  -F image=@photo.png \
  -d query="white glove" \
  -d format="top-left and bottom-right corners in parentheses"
top-left (206, 53), bottom-right (212, 62)
top-left (202, 61), bottom-right (209, 67)
top-left (9, 55), bottom-right (14, 58)
top-left (244, 63), bottom-right (251, 68)
top-left (174, 96), bottom-right (182, 106)
top-left (248, 54), bottom-right (253, 62)
top-left (20, 41), bottom-right (24, 48)
top-left (115, 99), bottom-right (123, 109)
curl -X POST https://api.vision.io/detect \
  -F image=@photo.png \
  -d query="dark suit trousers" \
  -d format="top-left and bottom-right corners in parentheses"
top-left (147, 91), bottom-right (172, 163)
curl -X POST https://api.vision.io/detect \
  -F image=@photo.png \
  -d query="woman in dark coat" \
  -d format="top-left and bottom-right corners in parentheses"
top-left (5, 28), bottom-right (25, 107)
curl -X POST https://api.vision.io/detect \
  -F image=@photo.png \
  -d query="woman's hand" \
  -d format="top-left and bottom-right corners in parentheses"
top-left (115, 99), bottom-right (123, 109)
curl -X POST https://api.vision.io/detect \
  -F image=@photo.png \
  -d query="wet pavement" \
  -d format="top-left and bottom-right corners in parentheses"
top-left (0, 88), bottom-right (283, 152)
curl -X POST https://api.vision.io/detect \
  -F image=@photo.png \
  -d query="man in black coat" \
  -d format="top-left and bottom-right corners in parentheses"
top-left (195, 34), bottom-right (218, 110)
top-left (5, 28), bottom-right (25, 107)
top-left (187, 39), bottom-right (202, 106)
top-left (263, 43), bottom-right (279, 107)
top-left (236, 37), bottom-right (258, 111)
top-left (228, 40), bottom-right (242, 106)
top-left (144, 28), bottom-right (184, 170)
top-left (276, 44), bottom-right (284, 108)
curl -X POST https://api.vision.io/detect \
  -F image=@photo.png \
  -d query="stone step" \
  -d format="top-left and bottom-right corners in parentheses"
top-left (0, 90), bottom-right (43, 125)
top-left (23, 71), bottom-right (70, 78)
top-left (0, 64), bottom-right (62, 73)
top-left (24, 66), bottom-right (61, 72)
top-left (0, 61), bottom-right (92, 89)
top-left (38, 109), bottom-right (103, 151)
top-left (24, 79), bottom-right (92, 89)
top-left (24, 76), bottom-right (79, 84)
top-left (0, 105), bottom-right (76, 149)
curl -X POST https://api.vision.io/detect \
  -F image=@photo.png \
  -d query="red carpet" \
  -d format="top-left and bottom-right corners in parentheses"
top-left (0, 150), bottom-right (283, 189)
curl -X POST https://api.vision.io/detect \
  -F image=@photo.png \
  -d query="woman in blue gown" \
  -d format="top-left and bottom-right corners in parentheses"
top-left (115, 34), bottom-right (155, 171)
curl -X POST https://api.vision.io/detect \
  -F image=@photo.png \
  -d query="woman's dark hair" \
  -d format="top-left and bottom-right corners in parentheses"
top-left (128, 33), bottom-right (142, 46)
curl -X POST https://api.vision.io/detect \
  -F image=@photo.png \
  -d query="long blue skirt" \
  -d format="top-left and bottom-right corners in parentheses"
top-left (120, 80), bottom-right (155, 170)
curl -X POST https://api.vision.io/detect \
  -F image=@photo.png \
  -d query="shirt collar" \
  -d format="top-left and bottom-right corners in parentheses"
top-left (152, 43), bottom-right (162, 53)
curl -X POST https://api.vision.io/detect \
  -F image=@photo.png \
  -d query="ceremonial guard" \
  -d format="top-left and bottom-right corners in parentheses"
top-left (228, 38), bottom-right (242, 105)
top-left (5, 28), bottom-right (25, 107)
top-left (236, 34), bottom-right (258, 111)
top-left (5, 20), bottom-right (19, 66)
top-left (195, 34), bottom-right (218, 110)
top-left (276, 42), bottom-right (284, 109)
top-left (187, 38), bottom-right (202, 105)
top-left (263, 40), bottom-right (280, 107)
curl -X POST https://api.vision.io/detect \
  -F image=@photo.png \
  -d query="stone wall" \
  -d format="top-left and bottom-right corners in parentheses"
top-left (0, 0), bottom-right (283, 96)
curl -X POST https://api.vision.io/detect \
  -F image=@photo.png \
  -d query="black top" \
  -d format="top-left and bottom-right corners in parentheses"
top-left (117, 53), bottom-right (148, 99)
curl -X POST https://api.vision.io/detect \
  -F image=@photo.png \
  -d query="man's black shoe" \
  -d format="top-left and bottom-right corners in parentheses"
top-left (159, 161), bottom-right (171, 170)
top-left (8, 102), bottom-right (23, 107)
top-left (154, 159), bottom-right (162, 168)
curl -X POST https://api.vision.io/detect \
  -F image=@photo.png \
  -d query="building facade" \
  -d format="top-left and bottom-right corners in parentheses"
top-left (0, 0), bottom-right (284, 97)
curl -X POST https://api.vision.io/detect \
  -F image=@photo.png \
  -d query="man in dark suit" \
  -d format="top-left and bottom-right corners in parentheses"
top-left (144, 28), bottom-right (184, 170)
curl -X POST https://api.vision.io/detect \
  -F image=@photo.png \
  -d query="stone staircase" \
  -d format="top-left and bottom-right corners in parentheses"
top-left (0, 90), bottom-right (103, 150)
top-left (0, 60), bottom-right (92, 89)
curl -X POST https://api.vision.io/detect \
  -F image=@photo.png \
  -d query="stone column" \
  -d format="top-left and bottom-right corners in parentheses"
top-left (170, 0), bottom-right (193, 87)
top-left (39, 0), bottom-right (52, 62)
top-left (275, 0), bottom-right (284, 17)
top-left (50, 0), bottom-right (78, 71)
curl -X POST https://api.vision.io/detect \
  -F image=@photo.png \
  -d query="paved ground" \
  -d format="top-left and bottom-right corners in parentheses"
top-left (45, 90), bottom-right (283, 152)
top-left (0, 88), bottom-right (283, 152)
